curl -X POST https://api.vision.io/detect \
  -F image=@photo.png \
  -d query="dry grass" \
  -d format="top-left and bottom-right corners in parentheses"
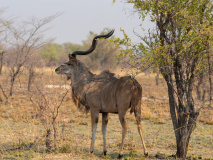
top-left (0, 67), bottom-right (212, 159)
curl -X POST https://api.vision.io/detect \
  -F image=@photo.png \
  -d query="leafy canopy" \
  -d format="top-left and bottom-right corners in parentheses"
top-left (115, 0), bottom-right (213, 76)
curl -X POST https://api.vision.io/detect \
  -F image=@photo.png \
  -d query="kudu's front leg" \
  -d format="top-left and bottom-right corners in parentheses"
top-left (102, 113), bottom-right (108, 156)
top-left (90, 111), bottom-right (99, 153)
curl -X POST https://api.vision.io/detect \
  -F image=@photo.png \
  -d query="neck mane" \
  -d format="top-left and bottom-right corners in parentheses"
top-left (71, 60), bottom-right (94, 85)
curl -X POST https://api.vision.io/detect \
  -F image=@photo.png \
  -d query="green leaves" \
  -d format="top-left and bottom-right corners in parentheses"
top-left (40, 43), bottom-right (65, 61)
top-left (113, 0), bottom-right (213, 77)
top-left (113, 1), bottom-right (213, 158)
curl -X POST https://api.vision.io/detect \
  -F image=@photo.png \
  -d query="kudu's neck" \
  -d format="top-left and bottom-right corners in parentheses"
top-left (71, 60), bottom-right (93, 85)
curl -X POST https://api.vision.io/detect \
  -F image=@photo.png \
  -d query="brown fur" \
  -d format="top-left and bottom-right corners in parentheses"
top-left (55, 58), bottom-right (148, 157)
top-left (55, 30), bottom-right (148, 157)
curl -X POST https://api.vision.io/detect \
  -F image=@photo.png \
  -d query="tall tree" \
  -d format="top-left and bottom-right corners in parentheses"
top-left (114, 0), bottom-right (213, 158)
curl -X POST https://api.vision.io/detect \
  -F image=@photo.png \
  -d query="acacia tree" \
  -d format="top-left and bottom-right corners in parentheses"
top-left (114, 0), bottom-right (213, 158)
top-left (3, 15), bottom-right (58, 96)
top-left (29, 85), bottom-right (68, 152)
top-left (0, 9), bottom-right (14, 101)
top-left (0, 9), bottom-right (12, 75)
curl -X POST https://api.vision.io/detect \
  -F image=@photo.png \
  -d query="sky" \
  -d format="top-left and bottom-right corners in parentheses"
top-left (1, 0), bottom-right (153, 45)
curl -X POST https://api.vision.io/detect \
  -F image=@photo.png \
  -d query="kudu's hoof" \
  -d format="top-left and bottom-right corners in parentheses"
top-left (118, 154), bottom-right (123, 159)
top-left (144, 152), bottom-right (148, 157)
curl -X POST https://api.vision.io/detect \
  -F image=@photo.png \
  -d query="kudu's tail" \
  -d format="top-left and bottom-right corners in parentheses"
top-left (130, 79), bottom-right (142, 118)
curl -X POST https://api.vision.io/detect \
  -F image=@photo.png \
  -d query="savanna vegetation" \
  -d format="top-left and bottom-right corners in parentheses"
top-left (114, 0), bottom-right (213, 158)
top-left (0, 2), bottom-right (212, 160)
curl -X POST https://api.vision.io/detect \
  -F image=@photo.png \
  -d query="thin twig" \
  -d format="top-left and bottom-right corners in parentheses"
top-left (0, 83), bottom-right (8, 99)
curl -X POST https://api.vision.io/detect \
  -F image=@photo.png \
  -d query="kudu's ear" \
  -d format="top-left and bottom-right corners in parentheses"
top-left (68, 53), bottom-right (78, 66)
top-left (69, 54), bottom-right (76, 60)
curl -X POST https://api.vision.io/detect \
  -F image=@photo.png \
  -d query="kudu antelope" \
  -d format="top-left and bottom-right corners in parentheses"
top-left (55, 30), bottom-right (148, 158)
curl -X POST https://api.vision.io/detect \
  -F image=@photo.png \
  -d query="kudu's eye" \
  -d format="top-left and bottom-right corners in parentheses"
top-left (65, 62), bottom-right (72, 66)
top-left (68, 63), bottom-right (74, 66)
top-left (66, 60), bottom-right (76, 66)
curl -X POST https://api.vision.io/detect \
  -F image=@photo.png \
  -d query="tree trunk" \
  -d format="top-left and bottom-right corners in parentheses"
top-left (202, 90), bottom-right (206, 101)
top-left (9, 67), bottom-right (21, 96)
top-left (46, 129), bottom-right (52, 152)
top-left (9, 78), bottom-right (15, 96)
top-left (0, 94), bottom-right (2, 102)
top-left (196, 85), bottom-right (201, 100)
top-left (155, 74), bottom-right (159, 86)
top-left (176, 111), bottom-right (198, 158)
top-left (28, 67), bottom-right (35, 91)
top-left (207, 49), bottom-right (212, 105)
top-left (165, 75), bottom-right (199, 159)
top-left (0, 61), bottom-right (2, 75)
top-left (176, 135), bottom-right (189, 158)
top-left (0, 52), bottom-right (4, 75)
top-left (196, 74), bottom-right (204, 100)
top-left (53, 118), bottom-right (58, 153)
top-left (166, 79), bottom-right (181, 145)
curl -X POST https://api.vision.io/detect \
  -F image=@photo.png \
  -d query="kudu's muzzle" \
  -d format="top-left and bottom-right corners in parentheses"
top-left (55, 67), bottom-right (60, 74)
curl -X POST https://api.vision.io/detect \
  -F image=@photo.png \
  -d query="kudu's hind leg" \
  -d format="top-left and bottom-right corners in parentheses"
top-left (102, 113), bottom-right (108, 155)
top-left (118, 113), bottom-right (127, 158)
top-left (134, 109), bottom-right (148, 156)
top-left (90, 111), bottom-right (99, 154)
